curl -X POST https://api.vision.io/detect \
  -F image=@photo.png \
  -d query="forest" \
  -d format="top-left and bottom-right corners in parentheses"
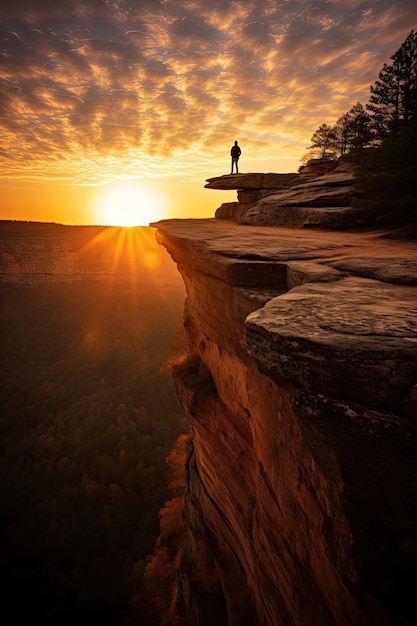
top-left (0, 278), bottom-right (188, 625)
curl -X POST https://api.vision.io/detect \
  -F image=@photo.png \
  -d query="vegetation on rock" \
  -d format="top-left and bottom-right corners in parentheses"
top-left (304, 30), bottom-right (417, 161)
top-left (301, 29), bottom-right (417, 232)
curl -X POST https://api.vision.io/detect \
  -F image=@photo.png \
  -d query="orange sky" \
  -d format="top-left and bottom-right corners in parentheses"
top-left (0, 1), bottom-right (416, 226)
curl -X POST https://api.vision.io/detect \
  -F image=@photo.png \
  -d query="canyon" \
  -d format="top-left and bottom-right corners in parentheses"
top-left (0, 221), bottom-right (180, 288)
top-left (153, 164), bottom-right (417, 626)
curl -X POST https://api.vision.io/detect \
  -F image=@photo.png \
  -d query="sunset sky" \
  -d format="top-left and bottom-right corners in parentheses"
top-left (1, 1), bottom-right (416, 226)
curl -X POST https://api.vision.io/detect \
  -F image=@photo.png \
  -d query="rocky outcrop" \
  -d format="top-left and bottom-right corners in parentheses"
top-left (153, 217), bottom-right (417, 626)
top-left (208, 158), bottom-right (363, 227)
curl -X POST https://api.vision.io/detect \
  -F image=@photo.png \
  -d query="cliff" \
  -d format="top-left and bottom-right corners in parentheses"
top-left (206, 157), bottom-right (359, 227)
top-left (153, 216), bottom-right (417, 626)
top-left (0, 221), bottom-right (180, 287)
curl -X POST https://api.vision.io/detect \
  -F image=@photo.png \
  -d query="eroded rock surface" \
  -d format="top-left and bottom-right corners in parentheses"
top-left (205, 172), bottom-right (298, 190)
top-left (209, 157), bottom-right (363, 227)
top-left (153, 217), bottom-right (417, 626)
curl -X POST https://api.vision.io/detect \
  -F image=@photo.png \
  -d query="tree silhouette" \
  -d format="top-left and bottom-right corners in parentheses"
top-left (306, 123), bottom-right (337, 160)
top-left (334, 103), bottom-right (373, 154)
top-left (367, 30), bottom-right (417, 138)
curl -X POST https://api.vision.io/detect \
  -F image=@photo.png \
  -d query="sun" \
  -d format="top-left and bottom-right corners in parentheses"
top-left (94, 181), bottom-right (165, 226)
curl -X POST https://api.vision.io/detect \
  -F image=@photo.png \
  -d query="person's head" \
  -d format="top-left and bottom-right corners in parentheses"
top-left (234, 140), bottom-right (238, 145)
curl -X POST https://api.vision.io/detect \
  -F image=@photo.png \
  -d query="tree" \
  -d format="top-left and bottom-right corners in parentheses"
top-left (334, 103), bottom-right (373, 155)
top-left (307, 123), bottom-right (337, 160)
top-left (367, 30), bottom-right (417, 138)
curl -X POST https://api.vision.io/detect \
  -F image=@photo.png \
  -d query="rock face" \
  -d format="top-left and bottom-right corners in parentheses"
top-left (153, 217), bottom-right (417, 626)
top-left (0, 222), bottom-right (180, 286)
top-left (209, 157), bottom-right (363, 227)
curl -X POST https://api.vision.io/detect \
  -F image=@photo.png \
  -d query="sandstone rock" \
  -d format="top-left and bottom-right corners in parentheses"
top-left (286, 261), bottom-right (343, 289)
top-left (240, 205), bottom-right (361, 227)
top-left (0, 237), bottom-right (80, 284)
top-left (215, 201), bottom-right (252, 220)
top-left (155, 217), bottom-right (417, 625)
top-left (237, 189), bottom-right (282, 203)
top-left (327, 257), bottom-right (417, 285)
top-left (208, 160), bottom-right (358, 228)
top-left (205, 172), bottom-right (298, 190)
top-left (298, 158), bottom-right (340, 178)
top-left (238, 168), bottom-right (359, 227)
top-left (244, 276), bottom-right (417, 410)
top-left (0, 223), bottom-right (182, 287)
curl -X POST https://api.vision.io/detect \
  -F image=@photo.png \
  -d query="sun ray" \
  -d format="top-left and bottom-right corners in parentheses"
top-left (76, 225), bottom-right (158, 283)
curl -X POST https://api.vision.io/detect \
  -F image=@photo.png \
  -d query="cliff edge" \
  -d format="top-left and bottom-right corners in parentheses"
top-left (153, 217), bottom-right (417, 626)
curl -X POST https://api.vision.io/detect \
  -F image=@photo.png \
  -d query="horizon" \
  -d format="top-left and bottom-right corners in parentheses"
top-left (1, 1), bottom-right (416, 226)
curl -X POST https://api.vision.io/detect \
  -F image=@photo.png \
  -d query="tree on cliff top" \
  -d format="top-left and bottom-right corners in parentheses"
top-left (303, 30), bottom-right (417, 164)
top-left (367, 30), bottom-right (417, 139)
top-left (304, 103), bottom-right (372, 162)
top-left (305, 123), bottom-right (337, 161)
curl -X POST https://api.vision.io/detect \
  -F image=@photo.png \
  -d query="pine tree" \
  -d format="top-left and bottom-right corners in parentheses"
top-left (344, 102), bottom-right (373, 150)
top-left (307, 123), bottom-right (337, 160)
top-left (367, 30), bottom-right (417, 138)
top-left (334, 103), bottom-right (372, 155)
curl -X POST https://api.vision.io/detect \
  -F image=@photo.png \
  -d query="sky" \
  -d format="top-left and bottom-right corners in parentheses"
top-left (0, 0), bottom-right (416, 226)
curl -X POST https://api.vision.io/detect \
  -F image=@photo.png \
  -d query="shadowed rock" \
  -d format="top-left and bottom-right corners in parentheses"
top-left (153, 217), bottom-right (417, 626)
top-left (207, 158), bottom-right (364, 227)
top-left (205, 172), bottom-right (298, 190)
top-left (244, 276), bottom-right (417, 410)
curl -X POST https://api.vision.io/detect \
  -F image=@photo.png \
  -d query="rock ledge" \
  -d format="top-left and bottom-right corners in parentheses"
top-left (207, 158), bottom-right (363, 228)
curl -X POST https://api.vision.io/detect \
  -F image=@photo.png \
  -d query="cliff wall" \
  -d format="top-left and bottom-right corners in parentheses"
top-left (0, 222), bottom-right (179, 286)
top-left (154, 218), bottom-right (417, 626)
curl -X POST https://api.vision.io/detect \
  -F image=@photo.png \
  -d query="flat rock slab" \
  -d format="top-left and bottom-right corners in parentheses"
top-left (244, 277), bottom-right (417, 410)
top-left (205, 173), bottom-right (298, 190)
top-left (152, 219), bottom-right (417, 267)
top-left (153, 219), bottom-right (417, 412)
top-left (327, 257), bottom-right (417, 285)
top-left (240, 205), bottom-right (360, 228)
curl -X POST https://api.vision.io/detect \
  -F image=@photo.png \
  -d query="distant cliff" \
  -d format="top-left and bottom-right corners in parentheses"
top-left (154, 212), bottom-right (417, 626)
top-left (0, 221), bottom-right (180, 286)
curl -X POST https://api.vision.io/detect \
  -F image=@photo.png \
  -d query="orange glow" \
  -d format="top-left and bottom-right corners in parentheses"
top-left (78, 224), bottom-right (165, 276)
top-left (93, 182), bottom-right (166, 226)
top-left (0, 2), bottom-right (415, 225)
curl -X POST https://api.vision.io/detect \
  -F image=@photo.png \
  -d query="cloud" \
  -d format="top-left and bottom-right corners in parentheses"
top-left (0, 0), bottom-right (416, 183)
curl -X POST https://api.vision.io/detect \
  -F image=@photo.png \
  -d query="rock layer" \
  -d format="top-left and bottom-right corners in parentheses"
top-left (153, 217), bottom-right (417, 626)
top-left (209, 157), bottom-right (363, 227)
top-left (0, 222), bottom-right (180, 287)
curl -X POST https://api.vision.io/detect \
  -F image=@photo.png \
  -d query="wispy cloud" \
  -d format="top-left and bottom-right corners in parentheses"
top-left (0, 0), bottom-right (416, 183)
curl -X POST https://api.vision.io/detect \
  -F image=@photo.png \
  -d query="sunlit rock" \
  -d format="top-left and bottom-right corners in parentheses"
top-left (207, 158), bottom-right (364, 227)
top-left (155, 217), bottom-right (417, 626)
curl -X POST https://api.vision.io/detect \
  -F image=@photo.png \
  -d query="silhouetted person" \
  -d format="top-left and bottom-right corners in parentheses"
top-left (230, 140), bottom-right (241, 174)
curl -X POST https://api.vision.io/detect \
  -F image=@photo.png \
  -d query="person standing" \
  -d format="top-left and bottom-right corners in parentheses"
top-left (230, 140), bottom-right (241, 174)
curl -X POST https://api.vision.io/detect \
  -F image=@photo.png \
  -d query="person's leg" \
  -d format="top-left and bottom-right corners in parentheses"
top-left (236, 159), bottom-right (239, 174)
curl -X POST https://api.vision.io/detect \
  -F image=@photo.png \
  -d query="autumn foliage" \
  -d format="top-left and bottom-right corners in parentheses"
top-left (129, 434), bottom-right (189, 626)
